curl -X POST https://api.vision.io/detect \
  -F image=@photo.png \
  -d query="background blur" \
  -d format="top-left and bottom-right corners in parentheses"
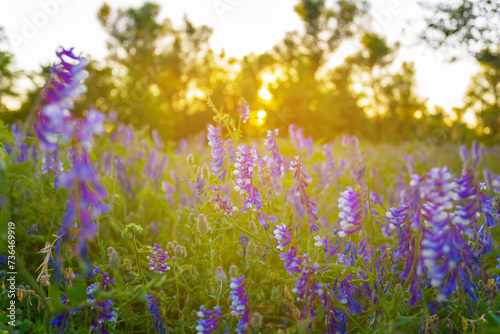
top-left (0, 0), bottom-right (498, 142)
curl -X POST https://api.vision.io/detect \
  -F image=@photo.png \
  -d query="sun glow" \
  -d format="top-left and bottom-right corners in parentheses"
top-left (258, 86), bottom-right (272, 101)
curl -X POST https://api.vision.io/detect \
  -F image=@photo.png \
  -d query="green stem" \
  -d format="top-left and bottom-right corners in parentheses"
top-left (132, 235), bottom-right (144, 278)
top-left (223, 215), bottom-right (277, 253)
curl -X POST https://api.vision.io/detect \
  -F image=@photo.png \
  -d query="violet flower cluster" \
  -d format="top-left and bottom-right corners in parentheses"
top-left (86, 267), bottom-right (117, 334)
top-left (229, 275), bottom-right (250, 334)
top-left (238, 98), bottom-right (250, 123)
top-left (146, 294), bottom-right (167, 334)
top-left (290, 156), bottom-right (320, 231)
top-left (148, 243), bottom-right (170, 274)
top-left (234, 145), bottom-right (276, 228)
top-left (337, 186), bottom-right (362, 237)
top-left (34, 47), bottom-right (89, 152)
top-left (207, 125), bottom-right (227, 181)
top-left (273, 223), bottom-right (292, 250)
top-left (212, 185), bottom-right (234, 215)
top-left (263, 129), bottom-right (284, 191)
top-left (196, 305), bottom-right (222, 334)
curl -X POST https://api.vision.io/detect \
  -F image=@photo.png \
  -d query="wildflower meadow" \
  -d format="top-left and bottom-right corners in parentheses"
top-left (0, 46), bottom-right (500, 334)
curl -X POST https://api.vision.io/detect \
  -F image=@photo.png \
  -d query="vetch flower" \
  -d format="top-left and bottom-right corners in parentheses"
top-left (229, 275), bottom-right (250, 334)
top-left (59, 150), bottom-right (108, 243)
top-left (234, 145), bottom-right (276, 228)
top-left (207, 125), bottom-right (227, 181)
top-left (273, 223), bottom-right (292, 250)
top-left (87, 268), bottom-right (117, 334)
top-left (196, 305), bottom-right (222, 334)
top-left (75, 108), bottom-right (105, 150)
top-left (51, 294), bottom-right (79, 334)
top-left (238, 98), bottom-right (250, 123)
top-left (279, 246), bottom-right (304, 276)
top-left (146, 295), bottom-right (167, 334)
top-left (234, 145), bottom-right (261, 211)
top-left (264, 129), bottom-right (283, 183)
top-left (34, 47), bottom-right (89, 152)
top-left (338, 186), bottom-right (362, 237)
top-left (212, 186), bottom-right (233, 215)
top-left (42, 150), bottom-right (64, 188)
top-left (148, 244), bottom-right (170, 274)
top-left (289, 124), bottom-right (313, 156)
top-left (290, 156), bottom-right (320, 231)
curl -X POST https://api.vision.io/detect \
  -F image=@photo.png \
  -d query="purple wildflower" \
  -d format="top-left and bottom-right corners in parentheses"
top-left (332, 275), bottom-right (362, 315)
top-left (59, 150), bottom-right (108, 243)
top-left (75, 108), bottom-right (105, 149)
top-left (263, 129), bottom-right (284, 193)
top-left (273, 223), bottom-right (292, 250)
top-left (279, 246), bottom-right (304, 276)
top-left (86, 269), bottom-right (117, 334)
top-left (148, 243), bottom-right (170, 274)
top-left (34, 47), bottom-right (89, 151)
top-left (234, 145), bottom-right (262, 212)
top-left (479, 191), bottom-right (498, 228)
top-left (290, 156), bottom-right (320, 231)
top-left (196, 305), bottom-right (222, 334)
top-left (238, 98), bottom-right (250, 123)
top-left (292, 256), bottom-right (320, 318)
top-left (289, 124), bottom-right (314, 156)
top-left (421, 167), bottom-right (477, 301)
top-left (229, 275), bottom-right (250, 334)
top-left (152, 129), bottom-right (164, 149)
top-left (42, 151), bottom-right (64, 188)
top-left (264, 129), bottom-right (283, 176)
top-left (338, 186), bottom-right (362, 237)
top-left (212, 186), bottom-right (233, 214)
top-left (146, 295), bottom-right (167, 334)
top-left (144, 149), bottom-right (168, 186)
top-left (51, 294), bottom-right (78, 334)
top-left (386, 204), bottom-right (409, 231)
top-left (207, 125), bottom-right (227, 181)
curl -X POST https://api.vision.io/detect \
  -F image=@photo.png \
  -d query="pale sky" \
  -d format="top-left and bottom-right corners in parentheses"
top-left (0, 0), bottom-right (478, 112)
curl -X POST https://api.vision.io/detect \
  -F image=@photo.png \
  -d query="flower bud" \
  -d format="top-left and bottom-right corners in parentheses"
top-left (167, 242), bottom-right (175, 254)
top-left (247, 240), bottom-right (259, 257)
top-left (202, 164), bottom-right (210, 180)
top-left (196, 214), bottom-right (209, 233)
top-left (122, 223), bottom-right (143, 239)
top-left (109, 250), bottom-right (120, 272)
top-left (248, 220), bottom-right (258, 234)
top-left (188, 212), bottom-right (196, 224)
top-left (186, 154), bottom-right (194, 166)
top-left (229, 265), bottom-right (238, 278)
top-left (394, 283), bottom-right (403, 296)
top-left (174, 245), bottom-right (184, 258)
top-left (250, 312), bottom-right (263, 331)
top-left (215, 266), bottom-right (227, 282)
top-left (271, 286), bottom-right (281, 303)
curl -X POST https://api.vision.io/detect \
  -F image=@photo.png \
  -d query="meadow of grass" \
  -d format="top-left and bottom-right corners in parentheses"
top-left (1, 48), bottom-right (500, 334)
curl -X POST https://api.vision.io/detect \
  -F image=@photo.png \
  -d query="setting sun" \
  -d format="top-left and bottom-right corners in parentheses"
top-left (258, 86), bottom-right (272, 101)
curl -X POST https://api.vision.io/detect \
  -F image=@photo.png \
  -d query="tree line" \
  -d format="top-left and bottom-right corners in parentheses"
top-left (0, 0), bottom-right (499, 143)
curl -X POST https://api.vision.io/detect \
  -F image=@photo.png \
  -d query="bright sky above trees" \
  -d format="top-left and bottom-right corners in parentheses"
top-left (0, 0), bottom-right (478, 111)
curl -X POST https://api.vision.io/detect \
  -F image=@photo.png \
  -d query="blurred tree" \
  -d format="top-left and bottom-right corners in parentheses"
top-left (267, 0), bottom-right (369, 136)
top-left (463, 55), bottom-right (500, 136)
top-left (0, 28), bottom-right (18, 115)
top-left (421, 0), bottom-right (500, 59)
top-left (421, 0), bottom-right (500, 139)
top-left (98, 2), bottom-right (222, 139)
